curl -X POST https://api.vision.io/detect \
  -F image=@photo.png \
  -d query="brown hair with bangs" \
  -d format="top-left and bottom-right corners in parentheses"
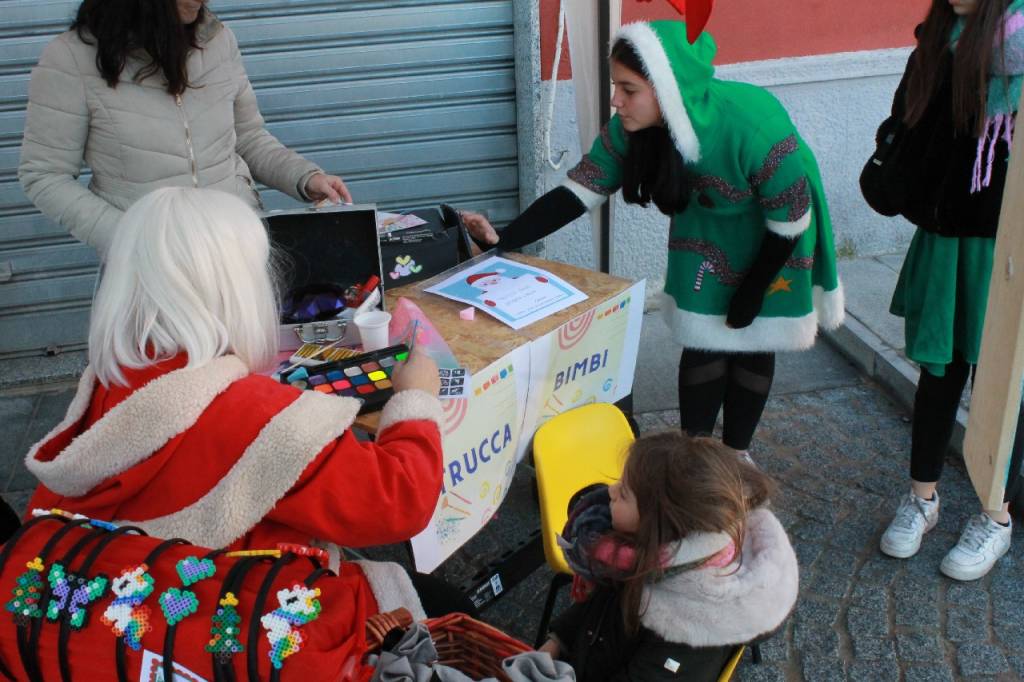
top-left (616, 432), bottom-right (774, 635)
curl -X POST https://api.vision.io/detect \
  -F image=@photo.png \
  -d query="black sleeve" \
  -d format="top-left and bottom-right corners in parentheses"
top-left (726, 231), bottom-right (800, 329)
top-left (547, 599), bottom-right (591, 656)
top-left (476, 186), bottom-right (587, 252)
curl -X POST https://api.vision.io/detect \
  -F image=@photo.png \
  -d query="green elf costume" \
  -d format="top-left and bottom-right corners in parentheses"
top-left (482, 19), bottom-right (843, 452)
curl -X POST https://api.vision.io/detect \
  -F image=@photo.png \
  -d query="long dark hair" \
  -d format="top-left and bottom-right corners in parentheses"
top-left (615, 433), bottom-right (774, 635)
top-left (610, 40), bottom-right (694, 216)
top-left (71, 0), bottom-right (204, 96)
top-left (905, 0), bottom-right (1011, 134)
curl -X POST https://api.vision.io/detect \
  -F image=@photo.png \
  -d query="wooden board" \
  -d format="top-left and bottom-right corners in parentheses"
top-left (353, 253), bottom-right (632, 432)
top-left (963, 87), bottom-right (1024, 510)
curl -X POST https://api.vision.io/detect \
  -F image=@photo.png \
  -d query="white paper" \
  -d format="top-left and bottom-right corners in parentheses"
top-left (376, 212), bottom-right (428, 234)
top-left (424, 256), bottom-right (588, 330)
top-left (138, 650), bottom-right (208, 682)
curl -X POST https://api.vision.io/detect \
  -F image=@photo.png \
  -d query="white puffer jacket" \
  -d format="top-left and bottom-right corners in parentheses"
top-left (18, 13), bottom-right (322, 257)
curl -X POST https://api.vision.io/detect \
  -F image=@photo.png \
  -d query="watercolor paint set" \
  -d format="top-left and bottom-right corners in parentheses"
top-left (279, 344), bottom-right (409, 413)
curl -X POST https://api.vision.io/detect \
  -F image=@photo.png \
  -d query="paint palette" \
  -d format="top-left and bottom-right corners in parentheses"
top-left (279, 344), bottom-right (409, 414)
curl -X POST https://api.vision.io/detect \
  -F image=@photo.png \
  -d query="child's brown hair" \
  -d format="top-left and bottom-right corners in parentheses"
top-left (616, 431), bottom-right (775, 634)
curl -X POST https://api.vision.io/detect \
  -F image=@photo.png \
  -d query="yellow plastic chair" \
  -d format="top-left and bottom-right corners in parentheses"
top-left (531, 402), bottom-right (635, 646)
top-left (717, 645), bottom-right (745, 681)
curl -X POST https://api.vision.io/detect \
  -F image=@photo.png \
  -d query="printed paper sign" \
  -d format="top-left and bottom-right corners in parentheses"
top-left (410, 346), bottom-right (531, 572)
top-left (139, 650), bottom-right (208, 682)
top-left (425, 256), bottom-right (588, 329)
top-left (519, 280), bottom-right (646, 461)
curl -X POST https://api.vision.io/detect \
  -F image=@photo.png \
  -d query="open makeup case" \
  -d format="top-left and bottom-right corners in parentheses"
top-left (264, 203), bottom-right (474, 353)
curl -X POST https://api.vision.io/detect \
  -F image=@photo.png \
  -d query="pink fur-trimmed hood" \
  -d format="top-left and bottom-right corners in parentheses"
top-left (641, 508), bottom-right (798, 646)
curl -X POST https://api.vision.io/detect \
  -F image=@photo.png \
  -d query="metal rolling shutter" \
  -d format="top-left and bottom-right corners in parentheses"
top-left (0, 0), bottom-right (518, 357)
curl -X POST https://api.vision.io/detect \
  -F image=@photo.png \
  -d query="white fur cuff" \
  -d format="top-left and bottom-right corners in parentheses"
top-left (354, 560), bottom-right (427, 622)
top-left (561, 179), bottom-right (607, 211)
top-left (814, 283), bottom-right (845, 330)
top-left (766, 209), bottom-right (811, 238)
top-left (378, 389), bottom-right (444, 433)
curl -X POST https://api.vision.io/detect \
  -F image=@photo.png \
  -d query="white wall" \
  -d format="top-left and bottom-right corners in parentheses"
top-left (526, 48), bottom-right (916, 300)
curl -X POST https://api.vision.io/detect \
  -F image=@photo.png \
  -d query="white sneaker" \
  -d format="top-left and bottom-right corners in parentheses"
top-left (939, 513), bottom-right (1012, 581)
top-left (880, 490), bottom-right (940, 558)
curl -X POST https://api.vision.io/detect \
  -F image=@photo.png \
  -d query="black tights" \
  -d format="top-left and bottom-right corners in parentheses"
top-left (911, 353), bottom-right (1024, 503)
top-left (677, 349), bottom-right (775, 451)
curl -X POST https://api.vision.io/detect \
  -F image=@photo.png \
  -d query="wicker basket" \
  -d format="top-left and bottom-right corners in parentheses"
top-left (366, 610), bottom-right (532, 681)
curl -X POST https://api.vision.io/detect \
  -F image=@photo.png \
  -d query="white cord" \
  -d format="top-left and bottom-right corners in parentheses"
top-left (544, 0), bottom-right (569, 171)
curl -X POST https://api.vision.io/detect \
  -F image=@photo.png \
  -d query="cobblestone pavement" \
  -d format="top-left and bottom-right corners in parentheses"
top-left (2, 341), bottom-right (1022, 681)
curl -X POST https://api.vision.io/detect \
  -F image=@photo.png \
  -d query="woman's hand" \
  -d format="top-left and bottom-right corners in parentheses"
top-left (391, 346), bottom-right (441, 397)
top-left (305, 173), bottom-right (353, 205)
top-left (460, 210), bottom-right (499, 254)
top-left (538, 638), bottom-right (561, 658)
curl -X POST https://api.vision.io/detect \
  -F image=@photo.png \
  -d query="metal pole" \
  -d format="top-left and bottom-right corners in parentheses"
top-left (598, 0), bottom-right (611, 274)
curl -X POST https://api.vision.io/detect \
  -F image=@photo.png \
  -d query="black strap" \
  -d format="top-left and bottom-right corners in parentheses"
top-left (162, 549), bottom-right (226, 682)
top-left (0, 515), bottom-right (72, 681)
top-left (247, 554), bottom-right (296, 682)
top-left (57, 526), bottom-right (144, 682)
top-left (212, 557), bottom-right (270, 682)
top-left (114, 538), bottom-right (190, 682)
top-left (26, 526), bottom-right (108, 682)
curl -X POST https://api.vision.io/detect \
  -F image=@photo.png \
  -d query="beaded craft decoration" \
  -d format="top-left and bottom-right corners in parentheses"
top-left (5, 556), bottom-right (46, 624)
top-left (45, 562), bottom-right (109, 629)
top-left (101, 564), bottom-right (155, 650)
top-left (159, 556), bottom-right (217, 626)
top-left (206, 592), bottom-right (245, 662)
top-left (260, 584), bottom-right (323, 669)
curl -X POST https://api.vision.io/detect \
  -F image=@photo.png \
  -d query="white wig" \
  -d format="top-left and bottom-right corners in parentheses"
top-left (89, 187), bottom-right (279, 386)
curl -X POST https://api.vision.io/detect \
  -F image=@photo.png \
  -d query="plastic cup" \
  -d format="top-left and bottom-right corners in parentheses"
top-left (354, 311), bottom-right (392, 352)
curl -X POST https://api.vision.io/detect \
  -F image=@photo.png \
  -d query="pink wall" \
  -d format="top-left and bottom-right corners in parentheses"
top-left (541, 0), bottom-right (932, 79)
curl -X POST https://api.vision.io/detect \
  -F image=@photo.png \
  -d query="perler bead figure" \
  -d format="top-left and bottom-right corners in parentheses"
top-left (45, 563), bottom-right (109, 629)
top-left (101, 564), bottom-right (155, 650)
top-left (260, 584), bottom-right (323, 669)
top-left (6, 557), bottom-right (45, 623)
top-left (206, 592), bottom-right (245, 662)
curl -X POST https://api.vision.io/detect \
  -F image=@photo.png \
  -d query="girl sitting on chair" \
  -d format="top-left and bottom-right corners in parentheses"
top-left (540, 432), bottom-right (797, 681)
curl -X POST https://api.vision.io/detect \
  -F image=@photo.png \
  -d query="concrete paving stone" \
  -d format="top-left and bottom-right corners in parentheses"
top-left (0, 396), bottom-right (35, 486)
top-left (957, 643), bottom-right (1009, 676)
top-left (783, 491), bottom-right (846, 526)
top-left (793, 541), bottom-right (824, 570)
top-left (0, 352), bottom-right (86, 393)
top-left (847, 606), bottom-right (891, 638)
top-left (751, 634), bottom-right (788, 664)
top-left (993, 623), bottom-right (1024, 650)
top-left (630, 314), bottom-right (682, 414)
top-left (652, 408), bottom-right (681, 429)
top-left (1009, 653), bottom-right (1024, 679)
top-left (891, 572), bottom-right (942, 602)
top-left (946, 607), bottom-right (990, 643)
top-left (836, 255), bottom-right (906, 351)
top-left (794, 597), bottom-right (839, 628)
top-left (850, 635), bottom-right (896, 660)
top-left (894, 594), bottom-right (942, 630)
top-left (875, 253), bottom-right (906, 273)
top-left (792, 623), bottom-right (841, 658)
top-left (733, 662), bottom-right (787, 682)
top-left (896, 632), bottom-right (945, 662)
top-left (634, 411), bottom-right (669, 434)
top-left (855, 555), bottom-right (902, 586)
top-left (846, 659), bottom-right (899, 682)
top-left (1, 490), bottom-right (31, 518)
top-left (903, 665), bottom-right (955, 682)
top-left (850, 584), bottom-right (888, 611)
top-left (772, 508), bottom-right (799, 531)
top-left (946, 584), bottom-right (990, 612)
top-left (827, 517), bottom-right (883, 550)
top-left (814, 548), bottom-right (862, 577)
top-left (902, 539), bottom-right (955, 578)
top-left (790, 519), bottom-right (838, 546)
top-left (772, 343), bottom-right (862, 396)
top-left (992, 594), bottom-right (1024, 627)
top-left (805, 570), bottom-right (852, 600)
top-left (800, 655), bottom-right (846, 682)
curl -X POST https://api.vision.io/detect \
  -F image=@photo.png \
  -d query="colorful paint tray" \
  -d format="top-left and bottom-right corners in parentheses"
top-left (279, 344), bottom-right (410, 414)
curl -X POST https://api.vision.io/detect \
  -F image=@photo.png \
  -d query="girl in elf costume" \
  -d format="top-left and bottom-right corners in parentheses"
top-left (463, 19), bottom-right (843, 461)
top-left (870, 0), bottom-right (1024, 580)
top-left (539, 432), bottom-right (797, 681)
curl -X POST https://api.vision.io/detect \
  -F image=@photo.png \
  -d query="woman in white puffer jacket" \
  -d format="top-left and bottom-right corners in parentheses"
top-left (18, 0), bottom-right (352, 258)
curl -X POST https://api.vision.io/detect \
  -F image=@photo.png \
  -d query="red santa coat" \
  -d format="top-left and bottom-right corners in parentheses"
top-left (13, 353), bottom-right (445, 680)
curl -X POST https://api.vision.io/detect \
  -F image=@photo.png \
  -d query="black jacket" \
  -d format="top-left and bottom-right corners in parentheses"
top-left (549, 587), bottom-right (732, 682)
top-left (862, 49), bottom-right (1011, 238)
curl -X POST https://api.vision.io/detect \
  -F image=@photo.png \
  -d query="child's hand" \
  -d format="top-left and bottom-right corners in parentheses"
top-left (391, 346), bottom-right (441, 397)
top-left (460, 210), bottom-right (499, 250)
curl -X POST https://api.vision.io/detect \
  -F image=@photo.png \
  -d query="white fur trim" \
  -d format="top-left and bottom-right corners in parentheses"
top-left (119, 390), bottom-right (360, 548)
top-left (659, 292), bottom-right (818, 352)
top-left (641, 509), bottom-right (798, 646)
top-left (378, 389), bottom-right (444, 433)
top-left (766, 209), bottom-right (812, 237)
top-left (667, 531), bottom-right (733, 566)
top-left (616, 22), bottom-right (701, 162)
top-left (561, 179), bottom-right (607, 211)
top-left (26, 357), bottom-right (249, 497)
top-left (815, 282), bottom-right (845, 330)
top-left (354, 560), bottom-right (427, 622)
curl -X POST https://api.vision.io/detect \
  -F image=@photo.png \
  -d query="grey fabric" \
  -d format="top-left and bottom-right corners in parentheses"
top-left (368, 625), bottom-right (575, 682)
top-left (18, 12), bottom-right (320, 257)
top-left (502, 652), bottom-right (576, 682)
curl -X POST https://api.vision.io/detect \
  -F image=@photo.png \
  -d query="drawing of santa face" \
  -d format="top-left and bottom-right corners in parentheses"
top-left (466, 272), bottom-right (503, 291)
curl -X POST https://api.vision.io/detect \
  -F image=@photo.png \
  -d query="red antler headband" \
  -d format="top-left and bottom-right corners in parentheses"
top-left (635, 0), bottom-right (715, 44)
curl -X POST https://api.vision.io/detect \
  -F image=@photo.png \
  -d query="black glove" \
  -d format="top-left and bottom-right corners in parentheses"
top-left (726, 230), bottom-right (801, 329)
top-left (494, 186), bottom-right (588, 251)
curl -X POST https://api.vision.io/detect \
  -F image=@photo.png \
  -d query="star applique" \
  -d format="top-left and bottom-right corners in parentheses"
top-left (767, 276), bottom-right (792, 296)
